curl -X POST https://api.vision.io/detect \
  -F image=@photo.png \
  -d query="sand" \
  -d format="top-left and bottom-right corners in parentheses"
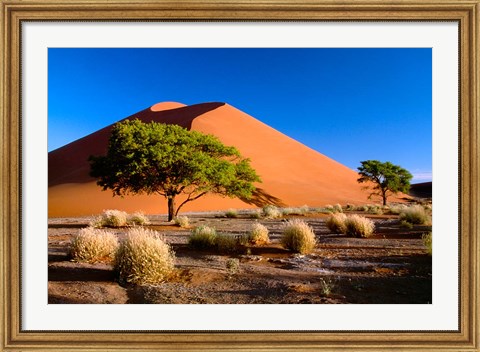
top-left (49, 101), bottom-right (399, 217)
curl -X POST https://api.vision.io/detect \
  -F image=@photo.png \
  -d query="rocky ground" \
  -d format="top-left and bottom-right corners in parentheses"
top-left (48, 211), bottom-right (432, 304)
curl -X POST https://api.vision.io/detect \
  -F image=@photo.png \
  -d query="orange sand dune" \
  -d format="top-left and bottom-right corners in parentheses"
top-left (49, 101), bottom-right (385, 217)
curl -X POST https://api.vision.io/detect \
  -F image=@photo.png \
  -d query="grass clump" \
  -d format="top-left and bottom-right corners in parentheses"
top-left (225, 208), bottom-right (239, 218)
top-left (367, 205), bottom-right (383, 215)
top-left (333, 204), bottom-right (343, 213)
top-left (326, 213), bottom-right (348, 234)
top-left (319, 277), bottom-right (336, 296)
top-left (389, 204), bottom-right (408, 215)
top-left (248, 222), bottom-right (270, 245)
top-left (356, 205), bottom-right (369, 212)
top-left (345, 215), bottom-right (375, 238)
top-left (174, 215), bottom-right (190, 228)
top-left (324, 204), bottom-right (334, 212)
top-left (300, 204), bottom-right (310, 214)
top-left (70, 227), bottom-right (118, 263)
top-left (262, 205), bottom-right (282, 219)
top-left (188, 225), bottom-right (217, 249)
top-left (249, 209), bottom-right (262, 219)
top-left (127, 212), bottom-right (150, 226)
top-left (399, 220), bottom-right (414, 229)
top-left (422, 232), bottom-right (432, 255)
top-left (281, 219), bottom-right (317, 254)
top-left (91, 209), bottom-right (128, 228)
top-left (226, 258), bottom-right (240, 276)
top-left (115, 228), bottom-right (175, 285)
top-left (216, 234), bottom-right (240, 253)
top-left (399, 205), bottom-right (430, 225)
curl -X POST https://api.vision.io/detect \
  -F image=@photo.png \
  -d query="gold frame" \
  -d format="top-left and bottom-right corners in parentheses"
top-left (1, 1), bottom-right (478, 351)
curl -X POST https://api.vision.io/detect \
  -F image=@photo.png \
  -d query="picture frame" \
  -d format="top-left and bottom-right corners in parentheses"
top-left (1, 0), bottom-right (478, 351)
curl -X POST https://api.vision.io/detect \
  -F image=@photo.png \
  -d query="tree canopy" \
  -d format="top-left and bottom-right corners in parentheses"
top-left (357, 160), bottom-right (412, 205)
top-left (89, 119), bottom-right (261, 221)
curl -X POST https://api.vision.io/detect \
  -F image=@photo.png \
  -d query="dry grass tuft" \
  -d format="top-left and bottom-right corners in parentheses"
top-left (216, 234), bottom-right (240, 253)
top-left (281, 219), bottom-right (317, 254)
top-left (399, 205), bottom-right (430, 225)
top-left (174, 215), bottom-right (190, 228)
top-left (115, 228), bottom-right (175, 285)
top-left (248, 222), bottom-right (270, 245)
top-left (326, 213), bottom-right (348, 234)
top-left (422, 232), bottom-right (432, 255)
top-left (91, 209), bottom-right (128, 228)
top-left (345, 215), bottom-right (375, 238)
top-left (188, 226), bottom-right (217, 249)
top-left (70, 227), bottom-right (118, 263)
top-left (333, 204), bottom-right (343, 213)
top-left (127, 212), bottom-right (150, 226)
top-left (225, 208), bottom-right (239, 218)
top-left (262, 205), bottom-right (282, 219)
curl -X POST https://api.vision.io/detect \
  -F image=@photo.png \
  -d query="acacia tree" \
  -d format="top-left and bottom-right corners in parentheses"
top-left (357, 160), bottom-right (413, 205)
top-left (90, 119), bottom-right (261, 221)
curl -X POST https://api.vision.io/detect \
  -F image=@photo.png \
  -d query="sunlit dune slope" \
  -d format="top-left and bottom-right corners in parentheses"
top-left (49, 101), bottom-right (378, 217)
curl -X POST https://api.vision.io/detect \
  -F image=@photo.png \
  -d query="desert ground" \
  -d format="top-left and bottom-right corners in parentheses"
top-left (48, 205), bottom-right (432, 304)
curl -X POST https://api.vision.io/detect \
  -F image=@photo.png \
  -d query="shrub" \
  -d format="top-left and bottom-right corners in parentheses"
top-left (399, 205), bottom-right (430, 225)
top-left (91, 209), bottom-right (128, 228)
top-left (188, 226), bottom-right (217, 249)
top-left (319, 277), bottom-right (336, 296)
top-left (345, 203), bottom-right (355, 211)
top-left (326, 213), bottom-right (348, 234)
top-left (422, 232), bottom-right (432, 255)
top-left (248, 222), bottom-right (270, 245)
top-left (70, 227), bottom-right (118, 263)
top-left (389, 204), bottom-right (408, 215)
top-left (127, 211), bottom-right (150, 226)
top-left (249, 209), bottom-right (262, 219)
top-left (216, 234), bottom-right (240, 253)
top-left (345, 215), bottom-right (375, 238)
top-left (316, 207), bottom-right (333, 214)
top-left (281, 219), bottom-right (317, 254)
top-left (400, 220), bottom-right (414, 229)
top-left (324, 204), bottom-right (334, 212)
top-left (225, 208), bottom-right (239, 218)
top-left (262, 205), bottom-right (282, 219)
top-left (367, 205), bottom-right (383, 215)
top-left (114, 228), bottom-right (175, 285)
top-left (357, 205), bottom-right (369, 212)
top-left (174, 215), bottom-right (190, 228)
top-left (226, 258), bottom-right (240, 276)
top-left (333, 204), bottom-right (343, 213)
top-left (300, 204), bottom-right (310, 214)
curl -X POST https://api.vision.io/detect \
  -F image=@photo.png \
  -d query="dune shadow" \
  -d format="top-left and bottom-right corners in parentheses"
top-left (240, 188), bottom-right (286, 207)
top-left (49, 102), bottom-right (226, 187)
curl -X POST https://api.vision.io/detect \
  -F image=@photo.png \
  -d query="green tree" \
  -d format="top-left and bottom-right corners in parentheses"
top-left (89, 119), bottom-right (261, 221)
top-left (357, 160), bottom-right (413, 205)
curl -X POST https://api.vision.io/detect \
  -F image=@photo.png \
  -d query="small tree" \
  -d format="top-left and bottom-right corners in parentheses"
top-left (90, 119), bottom-right (260, 221)
top-left (357, 160), bottom-right (412, 205)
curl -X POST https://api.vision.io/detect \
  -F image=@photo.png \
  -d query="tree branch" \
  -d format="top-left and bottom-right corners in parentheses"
top-left (175, 191), bottom-right (208, 216)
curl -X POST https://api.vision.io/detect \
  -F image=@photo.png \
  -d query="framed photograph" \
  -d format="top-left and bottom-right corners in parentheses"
top-left (1, 0), bottom-right (479, 351)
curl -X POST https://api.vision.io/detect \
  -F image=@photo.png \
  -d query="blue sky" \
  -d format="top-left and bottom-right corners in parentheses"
top-left (48, 48), bottom-right (432, 182)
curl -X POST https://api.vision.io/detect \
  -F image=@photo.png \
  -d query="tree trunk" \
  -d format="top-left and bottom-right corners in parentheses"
top-left (167, 196), bottom-right (176, 222)
top-left (382, 189), bottom-right (387, 206)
